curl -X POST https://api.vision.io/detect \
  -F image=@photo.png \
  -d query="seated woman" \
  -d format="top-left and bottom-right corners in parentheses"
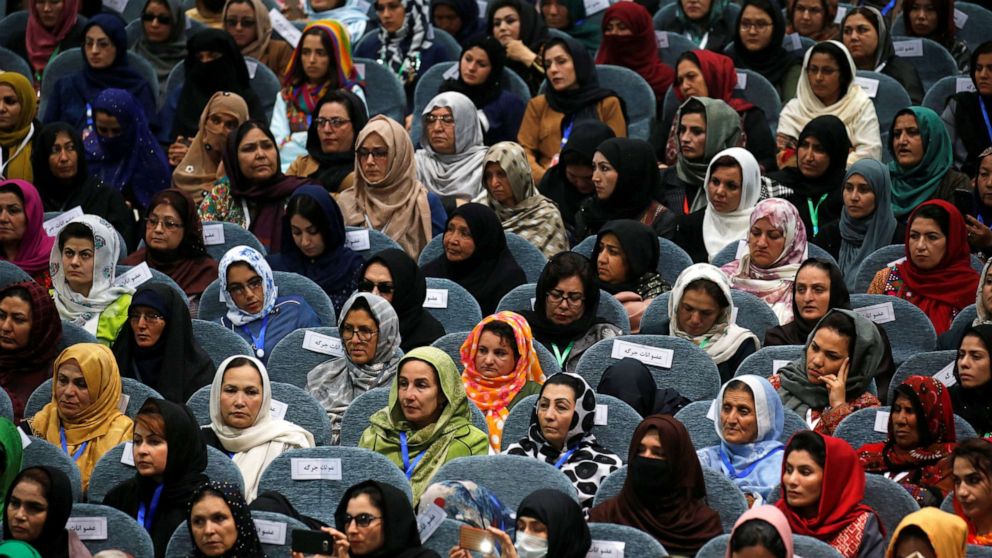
top-left (674, 147), bottom-right (761, 264)
top-left (122, 189), bottom-right (219, 304)
top-left (415, 92), bottom-right (488, 203)
top-left (538, 0), bottom-right (602, 53)
top-left (951, 325), bottom-right (992, 438)
top-left (0, 281), bottom-right (62, 422)
top-left (0, 73), bottom-right (36, 182)
top-left (593, 220), bottom-right (671, 333)
top-left (42, 15), bottom-right (158, 131)
top-left (198, 121), bottom-right (313, 251)
top-left (170, 93), bottom-right (249, 197)
top-left (575, 138), bottom-right (676, 240)
top-left (0, 0), bottom-right (85, 84)
top-left (889, 107), bottom-right (972, 221)
top-left (777, 41), bottom-right (881, 167)
top-left (111, 283), bottom-right (213, 403)
top-left (0, 180), bottom-right (54, 287)
top-left (430, 0), bottom-right (482, 43)
top-left (459, 311), bottom-right (546, 451)
top-left (776, 431), bottom-right (885, 558)
top-left (504, 373), bottom-right (622, 510)
top-left (886, 508), bottom-right (968, 558)
top-left (669, 264), bottom-right (759, 382)
top-left (589, 414), bottom-right (722, 553)
top-left (103, 399), bottom-right (209, 557)
top-left (786, 0), bottom-right (839, 41)
top-left (265, 185), bottom-right (363, 314)
top-left (942, 42), bottom-right (992, 176)
top-left (770, 309), bottom-right (883, 434)
top-left (476, 141), bottom-right (568, 258)
top-left (521, 252), bottom-right (623, 372)
top-left (595, 2), bottom-right (674, 115)
top-left (730, 0), bottom-right (804, 103)
top-left (727, 505), bottom-right (794, 558)
top-left (358, 248), bottom-right (445, 351)
top-left (422, 203), bottom-right (526, 315)
top-left (965, 149), bottom-right (992, 259)
top-left (84, 88), bottom-right (170, 213)
top-left (868, 200), bottom-right (979, 335)
top-left (486, 0), bottom-right (549, 95)
top-left (360, 347), bottom-right (488, 501)
top-left (285, 90), bottom-right (368, 193)
top-left (50, 215), bottom-right (134, 344)
top-left (2, 467), bottom-right (91, 558)
top-left (187, 481), bottom-right (265, 556)
top-left (131, 0), bottom-right (188, 97)
top-left (439, 37), bottom-right (528, 146)
top-left (28, 344), bottom-right (133, 490)
top-left (902, 0), bottom-right (970, 71)
top-left (654, 0), bottom-right (735, 52)
top-left (952, 437), bottom-right (992, 546)
top-left (720, 198), bottom-right (808, 324)
top-left (272, 20), bottom-right (363, 173)
top-left (420, 480), bottom-right (514, 543)
top-left (517, 35), bottom-right (626, 183)
top-left (857, 375), bottom-right (956, 507)
top-left (202, 356), bottom-right (314, 501)
top-left (337, 115), bottom-right (446, 257)
top-left (222, 0), bottom-right (293, 75)
top-left (537, 121), bottom-right (614, 238)
top-left (841, 7), bottom-right (924, 105)
top-left (307, 292), bottom-right (401, 444)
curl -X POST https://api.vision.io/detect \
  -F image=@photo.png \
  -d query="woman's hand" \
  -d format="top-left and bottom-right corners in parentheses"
top-left (289, 527), bottom-right (349, 558)
top-left (168, 136), bottom-right (190, 167)
top-left (821, 357), bottom-right (850, 409)
top-left (504, 40), bottom-right (537, 67)
top-left (966, 215), bottom-right (992, 249)
top-left (487, 526), bottom-right (518, 558)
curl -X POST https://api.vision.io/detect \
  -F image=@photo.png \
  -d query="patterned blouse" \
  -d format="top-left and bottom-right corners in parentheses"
top-left (769, 374), bottom-right (881, 435)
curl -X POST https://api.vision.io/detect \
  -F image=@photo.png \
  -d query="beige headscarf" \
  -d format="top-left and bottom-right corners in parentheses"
top-left (172, 92), bottom-right (250, 203)
top-left (337, 115), bottom-right (433, 257)
top-left (223, 0), bottom-right (273, 61)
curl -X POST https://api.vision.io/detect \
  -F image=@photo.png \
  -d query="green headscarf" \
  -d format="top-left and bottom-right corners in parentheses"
top-left (0, 418), bottom-right (24, 509)
top-left (0, 541), bottom-right (42, 558)
top-left (675, 97), bottom-right (743, 207)
top-left (558, 0), bottom-right (602, 53)
top-left (675, 0), bottom-right (732, 45)
top-left (888, 107), bottom-right (954, 218)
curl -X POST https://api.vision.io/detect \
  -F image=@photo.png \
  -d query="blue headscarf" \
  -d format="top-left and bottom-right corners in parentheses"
top-left (838, 159), bottom-right (897, 289)
top-left (83, 88), bottom-right (170, 210)
top-left (72, 14), bottom-right (157, 120)
top-left (218, 246), bottom-right (278, 326)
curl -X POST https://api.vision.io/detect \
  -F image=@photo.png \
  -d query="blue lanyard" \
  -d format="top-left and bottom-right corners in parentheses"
top-left (981, 97), bottom-right (992, 144)
top-left (59, 427), bottom-right (88, 462)
top-left (136, 484), bottom-right (164, 531)
top-left (553, 447), bottom-right (578, 469)
top-left (400, 432), bottom-right (425, 479)
top-left (879, 0), bottom-right (896, 15)
top-left (718, 446), bottom-right (783, 480)
top-left (241, 314), bottom-right (270, 358)
top-left (559, 118), bottom-right (575, 151)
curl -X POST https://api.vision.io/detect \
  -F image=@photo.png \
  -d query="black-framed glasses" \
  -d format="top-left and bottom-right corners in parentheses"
top-left (358, 279), bottom-right (393, 295)
top-left (315, 117), bottom-right (351, 129)
top-left (341, 513), bottom-right (381, 528)
top-left (547, 290), bottom-right (585, 305)
top-left (357, 148), bottom-right (388, 160)
top-left (128, 310), bottom-right (165, 324)
top-left (224, 16), bottom-right (256, 27)
top-left (341, 324), bottom-right (378, 341)
top-left (145, 216), bottom-right (183, 231)
top-left (227, 277), bottom-right (264, 296)
top-left (141, 13), bottom-right (172, 24)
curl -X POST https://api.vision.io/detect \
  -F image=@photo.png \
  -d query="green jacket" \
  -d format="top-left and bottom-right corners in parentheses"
top-left (96, 293), bottom-right (132, 346)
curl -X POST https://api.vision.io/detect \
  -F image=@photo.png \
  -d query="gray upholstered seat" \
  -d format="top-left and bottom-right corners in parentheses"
top-left (674, 399), bottom-right (808, 450)
top-left (190, 319), bottom-right (253, 368)
top-left (886, 350), bottom-right (957, 403)
top-left (164, 510), bottom-right (308, 557)
top-left (68, 503), bottom-right (155, 556)
top-left (424, 277), bottom-right (485, 333)
top-left (639, 289), bottom-right (779, 345)
top-left (22, 436), bottom-right (83, 502)
top-left (25, 378), bottom-right (163, 421)
top-left (850, 293), bottom-right (937, 365)
top-left (431, 455), bottom-right (577, 510)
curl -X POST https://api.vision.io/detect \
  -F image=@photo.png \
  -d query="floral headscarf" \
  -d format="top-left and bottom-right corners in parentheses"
top-left (218, 246), bottom-right (278, 327)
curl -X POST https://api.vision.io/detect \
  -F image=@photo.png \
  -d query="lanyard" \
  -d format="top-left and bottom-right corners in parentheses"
top-left (551, 342), bottom-right (574, 369)
top-left (699, 338), bottom-right (710, 350)
top-left (241, 314), bottom-right (270, 358)
top-left (718, 446), bottom-right (783, 480)
top-left (880, 0), bottom-right (896, 14)
top-left (559, 118), bottom-right (575, 151)
top-left (806, 193), bottom-right (829, 236)
top-left (553, 446), bottom-right (578, 469)
top-left (399, 432), bottom-right (425, 479)
top-left (0, 124), bottom-right (33, 178)
top-left (136, 484), bottom-right (164, 531)
top-left (981, 98), bottom-right (992, 144)
top-left (59, 427), bottom-right (88, 462)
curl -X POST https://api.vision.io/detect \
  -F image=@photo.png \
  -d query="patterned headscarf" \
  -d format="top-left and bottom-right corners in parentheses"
top-left (415, 91), bottom-right (488, 201)
top-left (281, 20), bottom-right (360, 134)
top-left (376, 0), bottom-right (435, 83)
top-left (218, 246), bottom-right (278, 327)
top-left (187, 481), bottom-right (266, 557)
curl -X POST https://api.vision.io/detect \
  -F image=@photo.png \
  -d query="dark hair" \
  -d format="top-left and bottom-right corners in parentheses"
top-left (190, 486), bottom-right (229, 509)
top-left (709, 155), bottom-right (741, 174)
top-left (729, 518), bottom-right (788, 558)
top-left (788, 0), bottom-right (830, 30)
top-left (910, 203), bottom-right (950, 237)
top-left (813, 311), bottom-right (857, 357)
top-left (952, 438), bottom-right (992, 484)
top-left (286, 194), bottom-right (329, 253)
top-left (785, 430), bottom-right (827, 468)
top-left (724, 379), bottom-right (755, 398)
top-left (291, 27), bottom-right (338, 87)
top-left (542, 373), bottom-right (584, 402)
top-left (0, 286), bottom-right (32, 308)
top-left (318, 89), bottom-right (364, 126)
top-left (346, 484), bottom-right (384, 516)
top-left (542, 252), bottom-right (592, 291)
top-left (224, 357), bottom-right (261, 374)
top-left (843, 7), bottom-right (881, 34)
top-left (679, 97), bottom-right (707, 119)
top-left (234, 120), bottom-right (281, 173)
top-left (480, 320), bottom-right (522, 363)
top-left (0, 184), bottom-right (24, 202)
top-left (683, 278), bottom-right (729, 309)
top-left (16, 467), bottom-right (52, 495)
top-left (345, 296), bottom-right (378, 327)
top-left (808, 42), bottom-right (853, 95)
top-left (136, 400), bottom-right (167, 439)
top-left (57, 222), bottom-right (94, 251)
top-left (675, 51), bottom-right (702, 74)
top-left (541, 38), bottom-right (575, 70)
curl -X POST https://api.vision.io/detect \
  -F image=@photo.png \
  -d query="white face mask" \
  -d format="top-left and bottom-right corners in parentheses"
top-left (514, 531), bottom-right (549, 558)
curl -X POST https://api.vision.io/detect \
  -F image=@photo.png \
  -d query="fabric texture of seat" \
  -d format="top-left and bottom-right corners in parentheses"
top-left (344, 226), bottom-right (403, 260)
top-left (639, 289), bottom-right (779, 345)
top-left (0, 45), bottom-right (34, 84)
top-left (946, 304), bottom-right (979, 348)
top-left (429, 331), bottom-right (561, 378)
top-left (69, 503), bottom-right (155, 557)
top-left (57, 320), bottom-right (98, 351)
top-left (424, 277), bottom-right (485, 333)
top-left (572, 234), bottom-right (693, 287)
top-left (199, 271), bottom-right (336, 326)
top-left (418, 232), bottom-right (548, 283)
top-left (25, 377), bottom-right (164, 421)
top-left (190, 318), bottom-right (253, 368)
top-left (951, 2), bottom-right (992, 51)
top-left (594, 64), bottom-right (656, 140)
top-left (834, 407), bottom-right (976, 450)
top-left (348, 56), bottom-right (407, 123)
top-left (969, 545), bottom-right (992, 557)
top-left (863, 473), bottom-right (921, 544)
top-left (850, 293), bottom-right (938, 365)
top-left (164, 510), bottom-right (308, 557)
top-left (0, 388), bottom-right (12, 421)
top-left (40, 47), bottom-right (160, 115)
top-left (886, 350), bottom-right (957, 403)
top-left (202, 221), bottom-right (267, 261)
top-left (588, 522), bottom-right (668, 557)
top-left (655, 30), bottom-right (698, 67)
top-left (733, 345), bottom-right (804, 378)
top-left (736, 68), bottom-right (782, 134)
top-left (0, 259), bottom-right (31, 286)
top-left (22, 436), bottom-right (83, 502)
top-left (163, 56), bottom-right (279, 121)
top-left (922, 75), bottom-right (962, 115)
top-left (674, 399), bottom-right (808, 450)
top-left (495, 282), bottom-right (632, 334)
top-left (115, 265), bottom-right (190, 305)
top-left (887, 35), bottom-right (958, 92)
top-left (710, 239), bottom-right (837, 268)
top-left (431, 454), bottom-right (578, 510)
top-left (855, 69), bottom-right (911, 162)
top-left (266, 326), bottom-right (340, 388)
top-left (421, 518), bottom-right (465, 557)
top-left (501, 393), bottom-right (642, 457)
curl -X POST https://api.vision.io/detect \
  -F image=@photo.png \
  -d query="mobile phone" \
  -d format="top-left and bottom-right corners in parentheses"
top-left (291, 529), bottom-right (335, 554)
top-left (459, 525), bottom-right (497, 554)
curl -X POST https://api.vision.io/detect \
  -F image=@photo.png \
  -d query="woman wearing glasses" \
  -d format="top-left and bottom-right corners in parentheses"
top-left (222, 0), bottom-right (293, 75)
top-left (216, 246), bottom-right (321, 364)
top-left (132, 0), bottom-right (189, 97)
top-left (0, 0), bottom-right (85, 85)
top-left (414, 92), bottom-right (488, 204)
top-left (285, 90), bottom-right (368, 194)
top-left (308, 292), bottom-right (402, 444)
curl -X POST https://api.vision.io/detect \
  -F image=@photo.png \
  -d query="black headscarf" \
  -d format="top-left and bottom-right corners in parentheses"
top-left (333, 481), bottom-right (439, 558)
top-left (440, 36), bottom-right (506, 107)
top-left (593, 220), bottom-right (660, 294)
top-left (422, 203), bottom-right (527, 315)
top-left (430, 0), bottom-right (483, 42)
top-left (486, 0), bottom-right (548, 51)
top-left (730, 0), bottom-right (794, 84)
top-left (522, 251), bottom-right (603, 348)
top-left (597, 358), bottom-right (690, 416)
top-left (2, 467), bottom-right (73, 558)
top-left (764, 258), bottom-right (851, 345)
top-left (951, 325), bottom-right (992, 437)
top-left (304, 90), bottom-right (369, 193)
top-left (187, 481), bottom-right (265, 558)
top-left (111, 284), bottom-right (214, 404)
top-left (516, 489), bottom-right (591, 558)
top-left (951, 41), bottom-right (992, 176)
top-left (578, 137), bottom-right (657, 235)
top-left (360, 248), bottom-right (445, 352)
top-left (541, 36), bottom-right (621, 118)
top-left (770, 115), bottom-right (852, 199)
top-left (537, 121), bottom-right (615, 228)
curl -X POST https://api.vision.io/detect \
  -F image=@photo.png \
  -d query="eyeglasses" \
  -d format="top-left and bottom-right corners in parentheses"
top-left (805, 65), bottom-right (838, 76)
top-left (145, 216), bottom-right (183, 231)
top-left (358, 279), bottom-right (393, 295)
top-left (341, 513), bottom-right (381, 528)
top-left (357, 148), bottom-right (389, 160)
top-left (424, 114), bottom-right (455, 125)
top-left (128, 310), bottom-right (165, 324)
top-left (739, 20), bottom-right (771, 30)
top-left (315, 117), bottom-right (351, 129)
top-left (227, 276), bottom-right (264, 297)
top-left (547, 290), bottom-right (585, 306)
top-left (341, 324), bottom-right (378, 341)
top-left (141, 13), bottom-right (173, 24)
top-left (224, 16), bottom-right (256, 27)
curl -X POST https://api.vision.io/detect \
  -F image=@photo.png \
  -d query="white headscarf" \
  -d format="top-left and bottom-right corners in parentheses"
top-left (207, 355), bottom-right (315, 502)
top-left (414, 91), bottom-right (488, 201)
top-left (974, 259), bottom-right (992, 326)
top-left (701, 148), bottom-right (762, 263)
top-left (218, 246), bottom-right (278, 327)
top-left (668, 263), bottom-right (760, 364)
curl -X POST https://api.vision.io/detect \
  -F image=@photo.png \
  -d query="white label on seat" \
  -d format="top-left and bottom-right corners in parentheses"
top-left (270, 398), bottom-right (288, 421)
top-left (934, 361), bottom-right (957, 387)
top-left (874, 410), bottom-right (890, 433)
top-left (118, 393), bottom-right (130, 414)
top-left (355, 63), bottom-right (366, 79)
top-left (442, 64), bottom-right (460, 80)
top-left (587, 540), bottom-right (625, 557)
top-left (302, 330), bottom-right (344, 357)
top-left (834, 5), bottom-right (847, 22)
top-left (853, 302), bottom-right (895, 324)
top-left (66, 517), bottom-right (108, 541)
top-left (594, 404), bottom-right (609, 426)
top-left (254, 519), bottom-right (287, 545)
top-left (773, 359), bottom-right (790, 374)
top-left (102, 0), bottom-right (128, 13)
top-left (43, 206), bottom-right (83, 237)
top-left (530, 297), bottom-right (536, 310)
top-left (345, 229), bottom-right (371, 251)
top-left (957, 77), bottom-right (977, 93)
top-left (854, 77), bottom-right (879, 98)
top-left (735, 71), bottom-right (747, 89)
top-left (610, 340), bottom-right (673, 369)
top-left (417, 503), bottom-right (446, 542)
top-left (202, 222), bottom-right (225, 246)
top-left (121, 442), bottom-right (135, 466)
top-left (291, 457), bottom-right (342, 480)
top-left (18, 428), bottom-right (30, 449)
top-left (655, 31), bottom-right (669, 48)
top-left (583, 0), bottom-right (609, 15)
top-left (735, 239), bottom-right (748, 259)
top-left (354, 0), bottom-right (371, 11)
top-left (113, 262), bottom-right (152, 289)
top-left (269, 8), bottom-right (303, 47)
top-left (245, 60), bottom-right (259, 79)
top-left (783, 33), bottom-right (802, 51)
top-left (893, 39), bottom-right (923, 57)
top-left (954, 8), bottom-right (968, 28)
top-left (424, 289), bottom-right (449, 308)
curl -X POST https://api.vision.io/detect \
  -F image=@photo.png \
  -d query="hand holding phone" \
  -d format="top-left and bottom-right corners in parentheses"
top-left (291, 527), bottom-right (348, 558)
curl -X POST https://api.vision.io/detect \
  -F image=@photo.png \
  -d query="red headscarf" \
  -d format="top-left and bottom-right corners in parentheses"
top-left (674, 49), bottom-right (754, 112)
top-left (595, 2), bottom-right (675, 99)
top-left (0, 280), bottom-right (62, 421)
top-left (25, 0), bottom-right (80, 73)
top-left (0, 180), bottom-right (55, 276)
top-left (895, 199), bottom-right (979, 335)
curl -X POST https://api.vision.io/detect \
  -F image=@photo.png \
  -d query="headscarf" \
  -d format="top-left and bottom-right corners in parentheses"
top-left (770, 258), bottom-right (851, 345)
top-left (415, 92), bottom-right (488, 201)
top-left (133, 0), bottom-right (188, 85)
top-left (0, 541), bottom-right (42, 558)
top-left (281, 20), bottom-right (359, 135)
top-left (2, 467), bottom-right (74, 558)
top-left (122, 189), bottom-right (219, 296)
top-left (675, 97), bottom-right (744, 193)
top-left (0, 281), bottom-right (61, 421)
top-left (579, 138), bottom-right (659, 234)
top-left (701, 147), bottom-right (762, 261)
top-left (207, 355), bottom-right (314, 501)
top-left (486, 0), bottom-right (548, 52)
top-left (595, 2), bottom-right (674, 99)
top-left (588, 414), bottom-right (723, 553)
top-left (337, 115), bottom-right (433, 257)
top-left (430, 0), bottom-right (482, 42)
top-left (731, 0), bottom-right (793, 85)
top-left (836, 160), bottom-right (896, 288)
top-left (302, 90), bottom-right (368, 193)
top-left (333, 480), bottom-right (437, 558)
top-left (517, 489), bottom-right (591, 558)
top-left (976, 259), bottom-right (992, 326)
top-left (477, 141), bottom-right (568, 258)
top-left (0, 419), bottom-right (24, 509)
top-left (593, 219), bottom-right (661, 295)
top-left (440, 36), bottom-right (506, 107)
top-left (840, 6), bottom-right (893, 71)
top-left (359, 248), bottom-right (445, 352)
top-left (172, 92), bottom-right (250, 202)
top-left (596, 358), bottom-right (688, 417)
top-left (885, 508), bottom-right (967, 558)
top-left (225, 0), bottom-right (277, 62)
top-left (669, 264), bottom-right (760, 364)
top-left (949, 43), bottom-right (992, 176)
top-left (83, 88), bottom-right (170, 210)
top-left (218, 246), bottom-right (278, 327)
top-left (541, 36), bottom-right (619, 118)
top-left (950, 325), bottom-right (992, 438)
top-left (888, 107), bottom-right (955, 218)
top-left (542, 0), bottom-right (600, 51)
top-left (727, 505), bottom-right (795, 558)
top-left (460, 312), bottom-right (546, 450)
top-left (49, 215), bottom-right (134, 335)
top-left (770, 114), bottom-right (851, 209)
top-left (306, 292), bottom-right (401, 443)
top-left (0, 180), bottom-right (54, 276)
top-left (537, 121), bottom-right (614, 228)
top-left (112, 283), bottom-right (214, 403)
top-left (25, 0), bottom-right (80, 73)
top-left (674, 0), bottom-right (732, 46)
top-left (366, 347), bottom-right (481, 501)
top-left (422, 203), bottom-right (527, 315)
top-left (775, 309), bottom-right (883, 416)
top-left (896, 200), bottom-right (978, 335)
top-left (521, 251), bottom-right (603, 349)
top-left (30, 123), bottom-right (95, 210)
top-left (418, 480), bottom-right (514, 534)
top-left (674, 50), bottom-right (754, 112)
top-left (29, 344), bottom-right (135, 488)
top-left (504, 373), bottom-right (623, 510)
top-left (0, 73), bottom-right (36, 182)
top-left (786, 0), bottom-right (839, 41)
top-left (375, 0), bottom-right (435, 83)
top-left (187, 481), bottom-right (266, 557)
top-left (720, 198), bottom-right (808, 324)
